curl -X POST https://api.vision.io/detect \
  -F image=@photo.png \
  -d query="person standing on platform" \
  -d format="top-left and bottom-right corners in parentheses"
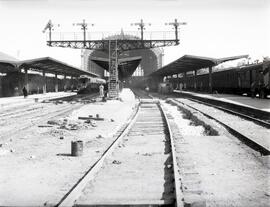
top-left (22, 86), bottom-right (28, 98)
top-left (99, 84), bottom-right (104, 98)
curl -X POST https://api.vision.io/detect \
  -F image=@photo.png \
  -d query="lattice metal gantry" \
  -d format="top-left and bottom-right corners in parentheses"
top-left (44, 19), bottom-right (186, 98)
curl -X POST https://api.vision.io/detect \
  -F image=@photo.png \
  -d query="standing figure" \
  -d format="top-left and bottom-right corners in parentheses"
top-left (22, 86), bottom-right (28, 98)
top-left (99, 84), bottom-right (104, 98)
top-left (251, 81), bottom-right (256, 98)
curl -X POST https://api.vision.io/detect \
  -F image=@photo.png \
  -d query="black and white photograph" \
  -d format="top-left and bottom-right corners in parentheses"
top-left (0, 0), bottom-right (269, 206)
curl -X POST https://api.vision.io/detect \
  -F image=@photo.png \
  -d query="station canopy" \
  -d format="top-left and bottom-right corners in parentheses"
top-left (150, 54), bottom-right (248, 77)
top-left (0, 52), bottom-right (19, 73)
top-left (0, 57), bottom-right (97, 77)
top-left (91, 56), bottom-right (142, 80)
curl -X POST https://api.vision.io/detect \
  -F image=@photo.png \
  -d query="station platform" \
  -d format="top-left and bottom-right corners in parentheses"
top-left (173, 90), bottom-right (270, 119)
top-left (0, 92), bottom-right (77, 110)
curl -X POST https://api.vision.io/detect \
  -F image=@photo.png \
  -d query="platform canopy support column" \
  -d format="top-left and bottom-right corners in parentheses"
top-left (64, 74), bottom-right (67, 91)
top-left (42, 71), bottom-right (46, 94)
top-left (55, 73), bottom-right (58, 92)
top-left (177, 73), bottom-right (181, 90)
top-left (209, 66), bottom-right (213, 93)
top-left (75, 77), bottom-right (79, 90)
top-left (194, 70), bottom-right (197, 91)
top-left (24, 68), bottom-right (29, 92)
top-left (184, 72), bottom-right (187, 90)
top-left (0, 74), bottom-right (2, 97)
top-left (71, 76), bottom-right (74, 91)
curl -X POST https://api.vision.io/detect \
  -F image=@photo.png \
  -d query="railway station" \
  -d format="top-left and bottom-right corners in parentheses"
top-left (0, 0), bottom-right (269, 206)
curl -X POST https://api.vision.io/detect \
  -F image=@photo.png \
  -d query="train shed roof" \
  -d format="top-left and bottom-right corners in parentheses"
top-left (150, 54), bottom-right (248, 77)
top-left (0, 57), bottom-right (97, 77)
top-left (91, 56), bottom-right (142, 80)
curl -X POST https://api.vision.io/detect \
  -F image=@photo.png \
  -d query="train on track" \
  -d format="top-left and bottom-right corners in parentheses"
top-left (167, 60), bottom-right (270, 98)
top-left (77, 75), bottom-right (107, 94)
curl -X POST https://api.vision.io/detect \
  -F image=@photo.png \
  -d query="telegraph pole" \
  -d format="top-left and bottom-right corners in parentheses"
top-left (73, 19), bottom-right (94, 47)
top-left (131, 19), bottom-right (151, 40)
top-left (165, 19), bottom-right (187, 44)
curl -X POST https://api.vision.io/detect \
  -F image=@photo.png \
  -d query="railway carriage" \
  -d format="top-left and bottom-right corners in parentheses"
top-left (168, 61), bottom-right (270, 98)
top-left (77, 75), bottom-right (106, 94)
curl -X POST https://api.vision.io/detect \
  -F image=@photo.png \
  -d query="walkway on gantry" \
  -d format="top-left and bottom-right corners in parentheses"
top-left (149, 54), bottom-right (248, 93)
top-left (0, 57), bottom-right (99, 93)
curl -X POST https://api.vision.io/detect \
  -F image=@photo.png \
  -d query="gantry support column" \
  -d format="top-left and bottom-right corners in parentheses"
top-left (24, 68), bottom-right (29, 92)
top-left (55, 73), bottom-right (58, 92)
top-left (108, 40), bottom-right (119, 99)
top-left (194, 70), bottom-right (197, 91)
top-left (42, 71), bottom-right (46, 94)
top-left (209, 66), bottom-right (213, 93)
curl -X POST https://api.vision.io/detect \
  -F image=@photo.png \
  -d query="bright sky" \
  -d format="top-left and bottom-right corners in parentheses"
top-left (0, 0), bottom-right (269, 68)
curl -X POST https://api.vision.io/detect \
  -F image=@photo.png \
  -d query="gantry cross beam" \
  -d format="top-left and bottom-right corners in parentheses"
top-left (47, 39), bottom-right (178, 51)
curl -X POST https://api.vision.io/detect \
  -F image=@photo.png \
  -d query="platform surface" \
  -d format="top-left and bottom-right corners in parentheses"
top-left (174, 90), bottom-right (270, 112)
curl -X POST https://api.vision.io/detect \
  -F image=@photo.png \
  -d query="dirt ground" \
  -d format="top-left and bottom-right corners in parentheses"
top-left (0, 89), bottom-right (136, 206)
top-left (164, 101), bottom-right (270, 207)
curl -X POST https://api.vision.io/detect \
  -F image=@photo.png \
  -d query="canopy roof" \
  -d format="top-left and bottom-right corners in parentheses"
top-left (91, 56), bottom-right (142, 80)
top-left (150, 54), bottom-right (248, 77)
top-left (0, 57), bottom-right (97, 77)
top-left (0, 61), bottom-right (19, 73)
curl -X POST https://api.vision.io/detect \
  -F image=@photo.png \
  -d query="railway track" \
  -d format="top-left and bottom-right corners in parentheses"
top-left (124, 89), bottom-right (269, 206)
top-left (0, 94), bottom-right (93, 118)
top-left (55, 98), bottom-right (182, 207)
top-left (0, 93), bottom-right (98, 142)
top-left (168, 98), bottom-right (270, 156)
top-left (187, 97), bottom-right (270, 128)
top-left (145, 90), bottom-right (269, 155)
top-left (172, 91), bottom-right (270, 126)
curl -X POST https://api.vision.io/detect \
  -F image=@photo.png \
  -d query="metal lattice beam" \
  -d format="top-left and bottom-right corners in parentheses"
top-left (47, 39), bottom-right (178, 52)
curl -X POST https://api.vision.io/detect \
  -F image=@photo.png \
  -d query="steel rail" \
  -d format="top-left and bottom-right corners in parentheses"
top-left (0, 94), bottom-right (98, 142)
top-left (188, 97), bottom-right (270, 129)
top-left (56, 101), bottom-right (140, 207)
top-left (57, 94), bottom-right (181, 206)
top-left (159, 103), bottom-right (184, 207)
top-left (170, 98), bottom-right (270, 156)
